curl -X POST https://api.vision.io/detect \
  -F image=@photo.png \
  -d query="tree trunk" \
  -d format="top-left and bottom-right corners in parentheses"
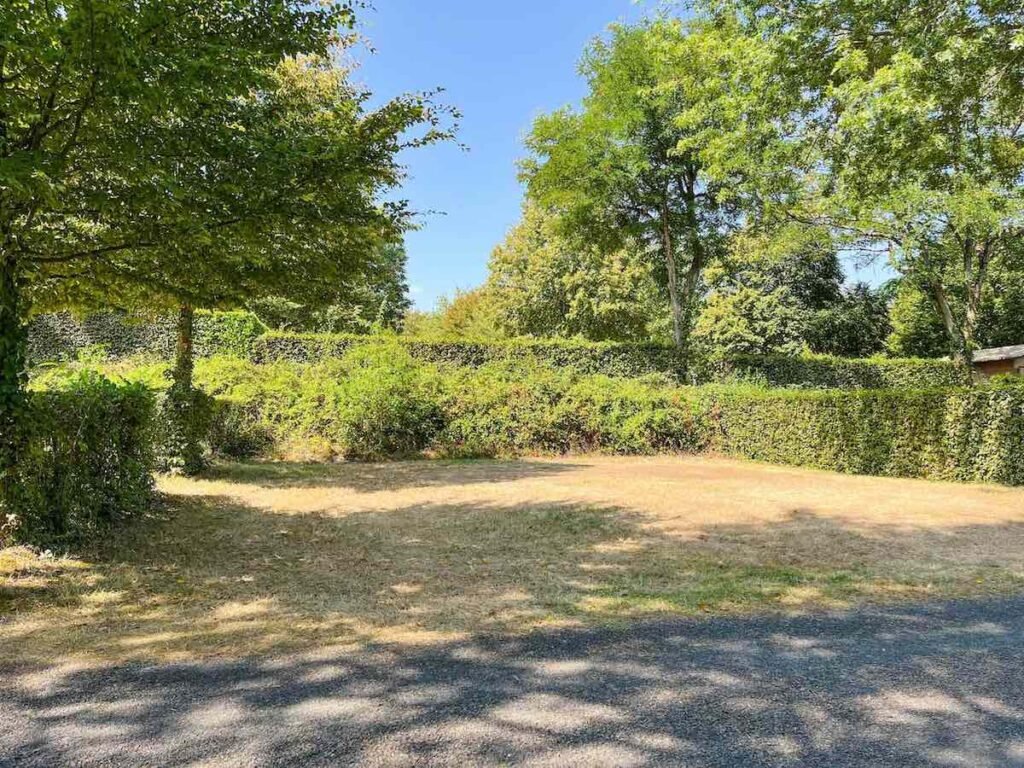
top-left (928, 281), bottom-right (969, 365)
top-left (173, 303), bottom-right (195, 393)
top-left (659, 207), bottom-right (685, 349)
top-left (166, 303), bottom-right (204, 475)
top-left (0, 252), bottom-right (28, 523)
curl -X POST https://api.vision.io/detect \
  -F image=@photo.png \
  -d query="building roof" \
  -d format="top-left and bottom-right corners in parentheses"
top-left (973, 344), bottom-right (1024, 363)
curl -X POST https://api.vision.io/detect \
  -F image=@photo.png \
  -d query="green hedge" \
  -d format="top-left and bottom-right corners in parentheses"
top-left (253, 331), bottom-right (966, 389)
top-left (710, 386), bottom-right (1024, 485)
top-left (30, 311), bottom-right (968, 391)
top-left (3, 374), bottom-right (156, 548)
top-left (705, 354), bottom-right (971, 390)
top-left (251, 332), bottom-right (688, 379)
top-left (27, 349), bottom-right (1022, 486)
top-left (28, 310), bottom-right (266, 363)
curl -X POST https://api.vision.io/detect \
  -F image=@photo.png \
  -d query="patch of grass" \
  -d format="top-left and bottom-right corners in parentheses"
top-left (4, 456), bottom-right (1024, 666)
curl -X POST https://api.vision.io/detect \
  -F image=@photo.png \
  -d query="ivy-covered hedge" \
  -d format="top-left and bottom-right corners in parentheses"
top-left (710, 386), bottom-right (1024, 485)
top-left (3, 374), bottom-right (156, 548)
top-left (28, 310), bottom-right (266, 363)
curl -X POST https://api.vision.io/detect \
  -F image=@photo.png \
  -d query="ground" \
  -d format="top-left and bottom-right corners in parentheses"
top-left (3, 598), bottom-right (1024, 766)
top-left (3, 455), bottom-right (1024, 665)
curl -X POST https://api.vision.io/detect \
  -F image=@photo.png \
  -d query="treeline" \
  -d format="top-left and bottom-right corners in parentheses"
top-left (412, 2), bottom-right (1024, 362)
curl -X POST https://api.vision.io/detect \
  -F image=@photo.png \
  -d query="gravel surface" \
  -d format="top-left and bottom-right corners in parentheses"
top-left (3, 597), bottom-right (1024, 767)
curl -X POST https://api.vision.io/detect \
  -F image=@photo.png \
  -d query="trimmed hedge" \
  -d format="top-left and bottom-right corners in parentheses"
top-left (27, 350), bottom-right (1023, 486)
top-left (251, 332), bottom-right (688, 379)
top-left (710, 386), bottom-right (1024, 485)
top-left (705, 354), bottom-right (971, 390)
top-left (3, 374), bottom-right (156, 548)
top-left (28, 310), bottom-right (266, 363)
top-left (29, 311), bottom-right (968, 391)
top-left (253, 331), bottom-right (967, 390)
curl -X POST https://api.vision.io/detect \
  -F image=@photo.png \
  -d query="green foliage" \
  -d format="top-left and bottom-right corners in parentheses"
top-left (439, 359), bottom-right (708, 458)
top-left (486, 205), bottom-right (666, 342)
top-left (193, 311), bottom-right (267, 359)
top-left (253, 332), bottom-right (690, 379)
top-left (704, 354), bottom-right (970, 391)
top-left (28, 310), bottom-right (267, 363)
top-left (330, 343), bottom-right (445, 461)
top-left (717, 0), bottom-right (1024, 357)
top-left (2, 374), bottom-right (155, 548)
top-left (248, 242), bottom-right (413, 335)
top-left (403, 288), bottom-right (505, 341)
top-left (710, 386), bottom-right (1024, 485)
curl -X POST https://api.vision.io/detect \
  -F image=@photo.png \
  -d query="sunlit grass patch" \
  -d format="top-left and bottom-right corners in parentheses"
top-left (3, 456), bottom-right (1024, 666)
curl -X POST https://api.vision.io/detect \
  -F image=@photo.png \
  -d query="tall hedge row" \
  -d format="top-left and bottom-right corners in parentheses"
top-left (28, 310), bottom-right (266, 363)
top-left (251, 332), bottom-right (689, 378)
top-left (27, 312), bottom-right (968, 391)
top-left (704, 354), bottom-right (971, 390)
top-left (710, 387), bottom-right (1024, 485)
top-left (4, 375), bottom-right (156, 548)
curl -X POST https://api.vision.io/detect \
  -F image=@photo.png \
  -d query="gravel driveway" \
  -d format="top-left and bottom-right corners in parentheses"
top-left (4, 596), bottom-right (1024, 767)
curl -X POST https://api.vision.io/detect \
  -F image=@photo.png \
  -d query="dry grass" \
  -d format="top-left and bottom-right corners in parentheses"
top-left (3, 456), bottom-right (1024, 666)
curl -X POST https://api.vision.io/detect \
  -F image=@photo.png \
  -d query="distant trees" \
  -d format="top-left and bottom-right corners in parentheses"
top-left (487, 205), bottom-right (665, 342)
top-left (714, 0), bottom-right (1024, 362)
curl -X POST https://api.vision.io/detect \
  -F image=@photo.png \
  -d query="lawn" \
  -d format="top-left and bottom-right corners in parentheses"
top-left (3, 455), bottom-right (1024, 666)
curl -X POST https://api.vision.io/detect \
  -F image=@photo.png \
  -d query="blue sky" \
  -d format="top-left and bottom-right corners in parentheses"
top-left (354, 1), bottom-right (892, 310)
top-left (355, 1), bottom-right (648, 310)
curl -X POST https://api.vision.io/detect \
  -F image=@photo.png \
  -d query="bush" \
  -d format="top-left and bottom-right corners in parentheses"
top-left (700, 353), bottom-right (970, 389)
top-left (27, 310), bottom-right (266, 364)
top-left (436, 360), bottom-right (709, 458)
top-left (331, 342), bottom-right (445, 460)
top-left (252, 331), bottom-right (689, 379)
top-left (3, 373), bottom-right (155, 548)
top-left (709, 385), bottom-right (1024, 485)
top-left (30, 311), bottom-right (968, 391)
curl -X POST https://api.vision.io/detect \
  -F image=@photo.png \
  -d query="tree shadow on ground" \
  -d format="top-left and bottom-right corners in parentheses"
top-left (3, 597), bottom-right (1024, 767)
top-left (199, 458), bottom-right (586, 492)
top-left (3, 476), bottom-right (1024, 666)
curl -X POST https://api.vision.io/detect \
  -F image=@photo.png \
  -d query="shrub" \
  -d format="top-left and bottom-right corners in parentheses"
top-left (3, 373), bottom-right (155, 548)
top-left (437, 360), bottom-right (709, 457)
top-left (709, 385), bottom-right (1024, 484)
top-left (703, 353), bottom-right (971, 390)
top-left (330, 342), bottom-right (445, 460)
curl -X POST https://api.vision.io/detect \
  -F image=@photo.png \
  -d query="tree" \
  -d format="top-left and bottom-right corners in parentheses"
top-left (806, 283), bottom-right (892, 359)
top-left (251, 241), bottom-right (413, 335)
top-left (403, 288), bottom-right (504, 340)
top-left (487, 205), bottom-right (666, 342)
top-left (713, 0), bottom-right (1024, 362)
top-left (2, 4), bottom-right (452, 477)
top-left (2, 0), bottom-right (354, 489)
top-left (694, 225), bottom-right (844, 356)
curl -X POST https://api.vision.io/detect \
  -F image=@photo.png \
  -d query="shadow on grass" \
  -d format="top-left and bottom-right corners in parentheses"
top-left (199, 458), bottom-right (587, 492)
top-left (4, 460), bottom-right (1024, 667)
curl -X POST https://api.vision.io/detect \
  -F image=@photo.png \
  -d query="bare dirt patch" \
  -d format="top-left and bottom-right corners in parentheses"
top-left (3, 456), bottom-right (1024, 665)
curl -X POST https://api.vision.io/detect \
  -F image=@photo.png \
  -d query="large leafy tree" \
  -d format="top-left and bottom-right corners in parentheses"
top-left (1, 3), bottom-right (450, 478)
top-left (522, 17), bottom-right (798, 349)
top-left (1, 1), bottom-right (346, 485)
top-left (712, 0), bottom-right (1024, 362)
top-left (487, 205), bottom-right (666, 342)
